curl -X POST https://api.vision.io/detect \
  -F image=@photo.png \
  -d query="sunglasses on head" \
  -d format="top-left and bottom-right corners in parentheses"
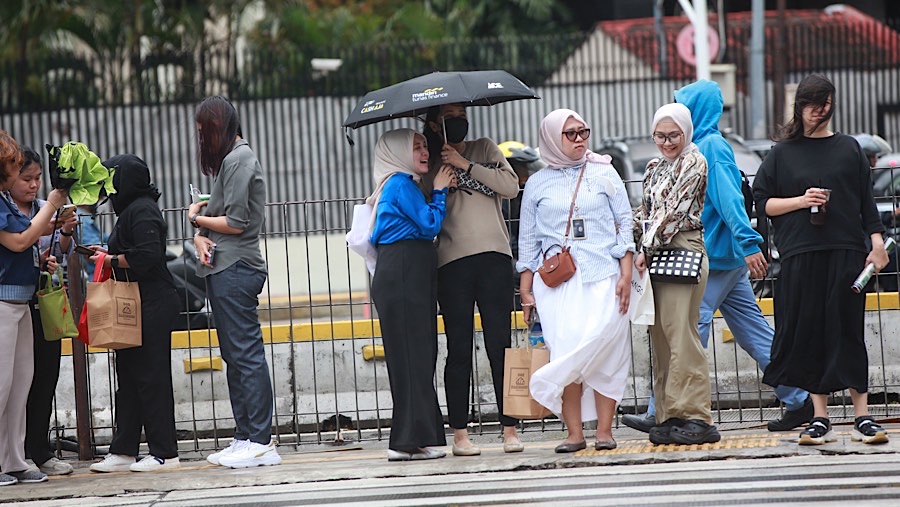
top-left (562, 128), bottom-right (591, 142)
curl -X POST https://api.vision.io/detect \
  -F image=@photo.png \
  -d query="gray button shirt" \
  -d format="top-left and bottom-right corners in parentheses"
top-left (196, 139), bottom-right (267, 277)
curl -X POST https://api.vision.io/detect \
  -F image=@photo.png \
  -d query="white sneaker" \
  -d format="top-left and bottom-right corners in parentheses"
top-left (218, 441), bottom-right (282, 468)
top-left (130, 455), bottom-right (180, 472)
top-left (39, 457), bottom-right (74, 476)
top-left (207, 438), bottom-right (249, 466)
top-left (90, 454), bottom-right (136, 473)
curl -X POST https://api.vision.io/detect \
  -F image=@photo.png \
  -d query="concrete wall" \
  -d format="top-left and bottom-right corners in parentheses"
top-left (51, 306), bottom-right (900, 442)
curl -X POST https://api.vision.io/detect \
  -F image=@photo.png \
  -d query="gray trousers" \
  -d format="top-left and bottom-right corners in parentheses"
top-left (0, 301), bottom-right (34, 473)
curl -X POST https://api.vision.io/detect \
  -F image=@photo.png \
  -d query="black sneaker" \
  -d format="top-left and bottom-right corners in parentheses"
top-left (798, 417), bottom-right (836, 445)
top-left (768, 396), bottom-right (814, 431)
top-left (671, 419), bottom-right (721, 445)
top-left (621, 412), bottom-right (656, 433)
top-left (851, 415), bottom-right (889, 445)
top-left (648, 418), bottom-right (685, 445)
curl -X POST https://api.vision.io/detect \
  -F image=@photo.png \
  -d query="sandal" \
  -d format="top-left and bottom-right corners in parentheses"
top-left (670, 419), bottom-right (721, 445)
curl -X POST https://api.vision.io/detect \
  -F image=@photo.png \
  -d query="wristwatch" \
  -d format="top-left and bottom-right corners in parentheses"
top-left (110, 255), bottom-right (120, 269)
top-left (59, 229), bottom-right (73, 237)
top-left (190, 213), bottom-right (200, 228)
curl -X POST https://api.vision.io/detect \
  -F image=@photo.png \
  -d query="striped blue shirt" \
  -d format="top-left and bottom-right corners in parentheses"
top-left (516, 161), bottom-right (635, 283)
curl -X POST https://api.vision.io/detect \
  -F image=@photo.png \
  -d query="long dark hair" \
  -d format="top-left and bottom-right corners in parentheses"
top-left (422, 105), bottom-right (444, 167)
top-left (777, 74), bottom-right (835, 141)
top-left (20, 146), bottom-right (41, 173)
top-left (195, 96), bottom-right (242, 177)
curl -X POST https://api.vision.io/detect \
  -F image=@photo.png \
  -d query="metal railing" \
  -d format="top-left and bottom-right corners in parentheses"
top-left (45, 193), bottom-right (900, 459)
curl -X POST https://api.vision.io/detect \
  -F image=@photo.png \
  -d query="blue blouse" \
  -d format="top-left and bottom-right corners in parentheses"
top-left (371, 174), bottom-right (447, 245)
top-left (0, 191), bottom-right (39, 300)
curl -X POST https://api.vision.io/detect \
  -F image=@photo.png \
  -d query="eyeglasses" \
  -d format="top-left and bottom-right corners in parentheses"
top-left (562, 128), bottom-right (591, 142)
top-left (652, 132), bottom-right (684, 145)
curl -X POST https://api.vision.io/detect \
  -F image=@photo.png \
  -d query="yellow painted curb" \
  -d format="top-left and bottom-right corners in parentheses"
top-left (183, 356), bottom-right (223, 373)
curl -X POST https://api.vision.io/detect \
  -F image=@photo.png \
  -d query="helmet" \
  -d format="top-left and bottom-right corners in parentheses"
top-left (852, 133), bottom-right (892, 159)
top-left (500, 141), bottom-right (545, 176)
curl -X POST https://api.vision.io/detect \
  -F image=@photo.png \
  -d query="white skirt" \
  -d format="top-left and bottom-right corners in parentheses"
top-left (529, 269), bottom-right (632, 422)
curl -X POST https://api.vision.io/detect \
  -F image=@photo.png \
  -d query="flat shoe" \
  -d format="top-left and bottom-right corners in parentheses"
top-left (451, 443), bottom-right (481, 456)
top-left (594, 439), bottom-right (617, 450)
top-left (554, 440), bottom-right (586, 453)
top-left (503, 439), bottom-right (525, 453)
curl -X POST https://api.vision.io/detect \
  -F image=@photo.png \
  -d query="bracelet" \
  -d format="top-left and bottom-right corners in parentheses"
top-left (521, 303), bottom-right (535, 307)
top-left (190, 213), bottom-right (200, 228)
top-left (466, 161), bottom-right (474, 174)
top-left (59, 230), bottom-right (73, 237)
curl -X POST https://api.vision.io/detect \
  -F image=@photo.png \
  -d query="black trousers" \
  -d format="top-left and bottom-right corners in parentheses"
top-left (108, 288), bottom-right (179, 458)
top-left (25, 302), bottom-right (62, 466)
top-left (371, 240), bottom-right (447, 451)
top-left (438, 252), bottom-right (517, 429)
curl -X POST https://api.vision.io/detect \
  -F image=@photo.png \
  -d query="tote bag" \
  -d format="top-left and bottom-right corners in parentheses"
top-left (346, 203), bottom-right (377, 275)
top-left (36, 272), bottom-right (79, 341)
top-left (629, 268), bottom-right (655, 325)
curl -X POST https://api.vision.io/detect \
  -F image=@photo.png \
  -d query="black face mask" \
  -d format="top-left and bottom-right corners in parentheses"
top-left (443, 117), bottom-right (469, 144)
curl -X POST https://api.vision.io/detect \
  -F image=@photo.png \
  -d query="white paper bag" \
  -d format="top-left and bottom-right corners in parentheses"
top-left (629, 268), bottom-right (655, 325)
top-left (346, 203), bottom-right (377, 275)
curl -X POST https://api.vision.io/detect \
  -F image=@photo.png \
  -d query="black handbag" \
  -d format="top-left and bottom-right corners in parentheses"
top-left (649, 249), bottom-right (703, 284)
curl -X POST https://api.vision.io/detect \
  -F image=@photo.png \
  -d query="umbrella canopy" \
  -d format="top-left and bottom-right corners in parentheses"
top-left (343, 70), bottom-right (540, 129)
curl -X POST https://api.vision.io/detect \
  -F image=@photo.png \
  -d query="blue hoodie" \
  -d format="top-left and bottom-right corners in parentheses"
top-left (674, 80), bottom-right (762, 270)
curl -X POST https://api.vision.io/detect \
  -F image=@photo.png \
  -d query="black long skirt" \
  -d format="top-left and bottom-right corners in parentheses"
top-left (763, 249), bottom-right (869, 394)
top-left (371, 240), bottom-right (447, 451)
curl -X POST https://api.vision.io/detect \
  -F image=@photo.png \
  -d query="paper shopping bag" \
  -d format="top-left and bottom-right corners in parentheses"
top-left (86, 271), bottom-right (141, 350)
top-left (502, 346), bottom-right (551, 419)
top-left (36, 272), bottom-right (79, 341)
top-left (77, 254), bottom-right (112, 345)
top-left (629, 268), bottom-right (655, 326)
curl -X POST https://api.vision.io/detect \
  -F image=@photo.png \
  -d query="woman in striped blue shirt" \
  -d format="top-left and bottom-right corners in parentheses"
top-left (517, 109), bottom-right (635, 452)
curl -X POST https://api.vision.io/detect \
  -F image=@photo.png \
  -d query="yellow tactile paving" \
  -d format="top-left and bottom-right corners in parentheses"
top-left (576, 434), bottom-right (780, 456)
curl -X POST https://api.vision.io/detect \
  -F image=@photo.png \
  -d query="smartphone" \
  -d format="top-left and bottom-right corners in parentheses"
top-left (207, 244), bottom-right (217, 266)
top-left (57, 204), bottom-right (77, 220)
top-left (74, 244), bottom-right (95, 256)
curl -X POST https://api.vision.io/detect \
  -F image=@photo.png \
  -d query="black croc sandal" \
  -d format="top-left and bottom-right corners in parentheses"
top-left (670, 419), bottom-right (721, 445)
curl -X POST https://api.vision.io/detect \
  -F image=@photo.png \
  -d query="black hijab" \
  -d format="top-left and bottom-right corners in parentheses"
top-left (104, 154), bottom-right (161, 215)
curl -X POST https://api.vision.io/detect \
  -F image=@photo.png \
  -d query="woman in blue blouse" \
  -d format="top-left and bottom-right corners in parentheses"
top-left (367, 128), bottom-right (454, 461)
top-left (0, 131), bottom-right (68, 486)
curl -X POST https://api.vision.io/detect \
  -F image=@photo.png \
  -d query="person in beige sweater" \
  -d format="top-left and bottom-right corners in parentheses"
top-left (421, 103), bottom-right (523, 456)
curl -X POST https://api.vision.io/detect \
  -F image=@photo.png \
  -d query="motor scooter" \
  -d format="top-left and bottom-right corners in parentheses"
top-left (166, 240), bottom-right (214, 330)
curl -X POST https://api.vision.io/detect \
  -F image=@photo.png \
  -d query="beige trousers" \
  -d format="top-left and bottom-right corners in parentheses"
top-left (0, 301), bottom-right (35, 473)
top-left (649, 230), bottom-right (712, 424)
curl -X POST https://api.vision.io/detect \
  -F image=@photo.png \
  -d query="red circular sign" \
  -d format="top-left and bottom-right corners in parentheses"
top-left (676, 24), bottom-right (720, 66)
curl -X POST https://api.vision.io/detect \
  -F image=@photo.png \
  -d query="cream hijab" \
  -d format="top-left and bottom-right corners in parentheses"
top-left (365, 128), bottom-right (423, 207)
top-left (651, 103), bottom-right (695, 162)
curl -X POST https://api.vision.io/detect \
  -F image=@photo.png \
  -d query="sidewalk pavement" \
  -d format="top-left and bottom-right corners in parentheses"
top-left (2, 423), bottom-right (898, 504)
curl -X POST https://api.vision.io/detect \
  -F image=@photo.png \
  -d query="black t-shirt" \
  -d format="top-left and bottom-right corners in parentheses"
top-left (752, 133), bottom-right (883, 260)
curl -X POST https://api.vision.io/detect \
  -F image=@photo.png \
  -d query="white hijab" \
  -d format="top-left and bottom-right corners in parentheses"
top-left (365, 128), bottom-right (422, 207)
top-left (651, 103), bottom-right (696, 162)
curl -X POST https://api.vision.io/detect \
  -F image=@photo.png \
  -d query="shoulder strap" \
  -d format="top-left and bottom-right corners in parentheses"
top-left (563, 163), bottom-right (587, 242)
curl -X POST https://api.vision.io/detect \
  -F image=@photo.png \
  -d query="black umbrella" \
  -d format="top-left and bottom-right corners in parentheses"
top-left (342, 70), bottom-right (540, 130)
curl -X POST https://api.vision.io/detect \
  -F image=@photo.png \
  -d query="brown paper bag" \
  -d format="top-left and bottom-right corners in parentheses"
top-left (502, 346), bottom-right (551, 419)
top-left (86, 276), bottom-right (142, 350)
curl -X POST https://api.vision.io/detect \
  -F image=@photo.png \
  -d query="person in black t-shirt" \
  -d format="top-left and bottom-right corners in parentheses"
top-left (752, 74), bottom-right (889, 446)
